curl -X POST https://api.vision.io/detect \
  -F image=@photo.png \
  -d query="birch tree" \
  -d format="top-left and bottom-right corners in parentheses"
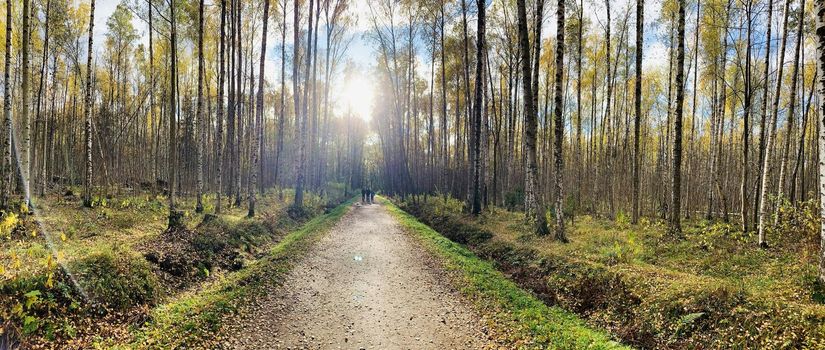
top-left (517, 0), bottom-right (550, 236)
top-left (552, 0), bottom-right (567, 241)
top-left (816, 0), bottom-right (825, 284)
top-left (83, 0), bottom-right (95, 208)
top-left (669, 0), bottom-right (687, 235)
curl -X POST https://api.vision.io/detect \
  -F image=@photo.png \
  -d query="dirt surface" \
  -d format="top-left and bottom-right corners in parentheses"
top-left (223, 201), bottom-right (495, 349)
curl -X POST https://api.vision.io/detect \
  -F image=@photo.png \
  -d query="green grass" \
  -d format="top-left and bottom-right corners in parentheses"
top-left (385, 200), bottom-right (628, 350)
top-left (398, 196), bottom-right (825, 348)
top-left (108, 198), bottom-right (354, 349)
top-left (1, 186), bottom-right (347, 347)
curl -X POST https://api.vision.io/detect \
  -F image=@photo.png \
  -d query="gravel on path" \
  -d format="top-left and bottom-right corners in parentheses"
top-left (223, 201), bottom-right (496, 350)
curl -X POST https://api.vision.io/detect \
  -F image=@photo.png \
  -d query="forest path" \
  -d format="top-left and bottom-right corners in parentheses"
top-left (224, 200), bottom-right (494, 349)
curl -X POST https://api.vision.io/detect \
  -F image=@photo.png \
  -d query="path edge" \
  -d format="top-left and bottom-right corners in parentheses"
top-left (111, 198), bottom-right (356, 349)
top-left (384, 199), bottom-right (630, 350)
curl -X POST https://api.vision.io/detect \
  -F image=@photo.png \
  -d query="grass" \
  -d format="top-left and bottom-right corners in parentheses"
top-left (483, 206), bottom-right (820, 305)
top-left (398, 196), bottom-right (825, 348)
top-left (1, 186), bottom-right (348, 348)
top-left (385, 200), bottom-right (628, 350)
top-left (108, 198), bottom-right (354, 349)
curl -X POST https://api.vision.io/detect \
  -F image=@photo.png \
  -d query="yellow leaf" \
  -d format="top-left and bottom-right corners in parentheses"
top-left (12, 302), bottom-right (22, 316)
top-left (60, 232), bottom-right (67, 242)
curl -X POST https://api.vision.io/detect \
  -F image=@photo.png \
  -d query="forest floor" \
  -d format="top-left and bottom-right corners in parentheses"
top-left (3, 191), bottom-right (628, 349)
top-left (0, 187), bottom-right (345, 349)
top-left (399, 196), bottom-right (825, 348)
top-left (221, 201), bottom-right (497, 349)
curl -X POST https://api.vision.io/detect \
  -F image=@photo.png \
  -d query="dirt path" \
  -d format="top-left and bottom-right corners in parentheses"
top-left (223, 201), bottom-right (495, 349)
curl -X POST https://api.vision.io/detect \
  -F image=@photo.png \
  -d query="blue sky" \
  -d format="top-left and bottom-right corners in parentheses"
top-left (91, 0), bottom-right (727, 123)
top-left (95, 0), bottom-right (674, 79)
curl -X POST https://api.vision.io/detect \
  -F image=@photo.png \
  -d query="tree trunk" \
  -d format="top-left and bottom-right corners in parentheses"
top-left (516, 0), bottom-right (550, 236)
top-left (576, 0), bottom-right (584, 217)
top-left (686, 0), bottom-right (700, 219)
top-left (227, 0), bottom-right (237, 202)
top-left (440, 0), bottom-right (448, 199)
top-left (35, 0), bottom-right (51, 198)
top-left (215, 0), bottom-right (226, 214)
top-left (82, 0), bottom-right (95, 208)
top-left (816, 0), bottom-right (825, 284)
top-left (461, 0), bottom-right (472, 201)
top-left (754, 0), bottom-right (775, 226)
top-left (552, 0), bottom-right (567, 241)
top-left (776, 0), bottom-right (805, 209)
top-left (633, 0), bottom-right (644, 224)
top-left (669, 0), bottom-right (686, 235)
top-left (758, 0), bottom-right (792, 246)
top-left (195, 0), bottom-right (205, 213)
top-left (234, 0), bottom-right (244, 207)
top-left (741, 0), bottom-right (752, 232)
top-left (792, 72), bottom-right (817, 201)
top-left (295, 0), bottom-right (316, 208)
top-left (274, 0), bottom-right (287, 197)
top-left (2, 0), bottom-right (12, 209)
top-left (249, 0), bottom-right (270, 217)
top-left (21, 0), bottom-right (31, 206)
top-left (168, 0), bottom-right (182, 229)
top-left (471, 0), bottom-right (485, 215)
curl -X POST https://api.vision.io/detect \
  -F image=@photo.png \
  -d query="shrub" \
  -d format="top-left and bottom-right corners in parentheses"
top-left (70, 247), bottom-right (160, 311)
top-left (504, 189), bottom-right (524, 211)
top-left (0, 267), bottom-right (81, 337)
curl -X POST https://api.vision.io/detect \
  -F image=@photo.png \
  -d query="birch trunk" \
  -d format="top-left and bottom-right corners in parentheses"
top-left (516, 0), bottom-right (550, 236)
top-left (82, 0), bottom-right (95, 208)
top-left (669, 0), bottom-right (687, 235)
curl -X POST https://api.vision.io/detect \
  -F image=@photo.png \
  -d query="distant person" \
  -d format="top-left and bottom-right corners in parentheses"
top-left (370, 190), bottom-right (376, 204)
top-left (361, 188), bottom-right (367, 204)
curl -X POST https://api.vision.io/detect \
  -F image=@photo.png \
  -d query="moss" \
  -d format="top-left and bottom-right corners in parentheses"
top-left (70, 247), bottom-right (160, 311)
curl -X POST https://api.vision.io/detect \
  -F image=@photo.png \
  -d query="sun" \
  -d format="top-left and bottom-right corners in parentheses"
top-left (338, 75), bottom-right (374, 122)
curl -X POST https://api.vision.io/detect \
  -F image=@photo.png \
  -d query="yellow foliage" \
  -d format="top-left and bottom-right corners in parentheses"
top-left (0, 212), bottom-right (18, 237)
top-left (19, 203), bottom-right (29, 215)
top-left (11, 252), bottom-right (21, 270)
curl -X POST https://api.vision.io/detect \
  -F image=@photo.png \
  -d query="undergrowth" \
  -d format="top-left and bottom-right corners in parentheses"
top-left (397, 196), bottom-right (825, 349)
top-left (112, 198), bottom-right (353, 349)
top-left (0, 186), bottom-right (347, 348)
top-left (386, 200), bottom-right (628, 350)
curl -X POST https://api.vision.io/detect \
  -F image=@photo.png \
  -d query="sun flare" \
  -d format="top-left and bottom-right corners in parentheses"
top-left (338, 75), bottom-right (375, 122)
